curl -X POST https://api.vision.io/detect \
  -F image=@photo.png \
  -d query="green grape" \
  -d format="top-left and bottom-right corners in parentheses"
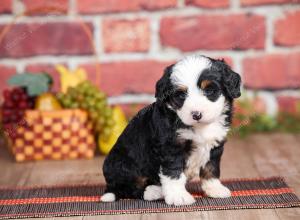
top-left (61, 95), bottom-right (72, 107)
top-left (89, 111), bottom-right (98, 120)
top-left (95, 92), bottom-right (106, 100)
top-left (70, 103), bottom-right (79, 109)
top-left (86, 89), bottom-right (95, 97)
top-left (87, 98), bottom-right (96, 108)
top-left (104, 108), bottom-right (113, 118)
top-left (95, 101), bottom-right (105, 110)
top-left (56, 92), bottom-right (64, 101)
top-left (77, 94), bottom-right (84, 102)
top-left (97, 117), bottom-right (105, 126)
top-left (67, 87), bottom-right (77, 98)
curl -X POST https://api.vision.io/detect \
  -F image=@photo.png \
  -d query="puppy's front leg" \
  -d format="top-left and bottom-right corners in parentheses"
top-left (159, 169), bottom-right (195, 206)
top-left (200, 145), bottom-right (231, 198)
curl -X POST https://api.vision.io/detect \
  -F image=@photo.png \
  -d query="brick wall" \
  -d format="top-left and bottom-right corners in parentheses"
top-left (0, 0), bottom-right (299, 115)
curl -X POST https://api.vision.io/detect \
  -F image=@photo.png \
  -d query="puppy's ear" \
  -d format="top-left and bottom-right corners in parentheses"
top-left (213, 60), bottom-right (241, 99)
top-left (223, 68), bottom-right (241, 99)
top-left (155, 64), bottom-right (174, 102)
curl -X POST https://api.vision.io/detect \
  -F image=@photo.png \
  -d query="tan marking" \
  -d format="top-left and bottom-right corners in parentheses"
top-left (136, 176), bottom-right (148, 189)
top-left (200, 80), bottom-right (212, 89)
top-left (200, 162), bottom-right (215, 179)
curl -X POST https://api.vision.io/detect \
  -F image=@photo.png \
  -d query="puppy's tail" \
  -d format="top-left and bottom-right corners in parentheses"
top-left (100, 192), bottom-right (116, 202)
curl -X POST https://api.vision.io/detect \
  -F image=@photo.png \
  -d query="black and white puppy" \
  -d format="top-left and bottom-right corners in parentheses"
top-left (101, 55), bottom-right (241, 206)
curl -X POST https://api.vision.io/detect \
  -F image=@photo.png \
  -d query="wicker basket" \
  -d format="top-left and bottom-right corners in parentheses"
top-left (7, 110), bottom-right (95, 162)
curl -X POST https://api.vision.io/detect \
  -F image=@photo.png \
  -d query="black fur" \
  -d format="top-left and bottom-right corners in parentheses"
top-left (208, 58), bottom-right (241, 99)
top-left (103, 57), bottom-right (241, 200)
top-left (200, 142), bottom-right (225, 179)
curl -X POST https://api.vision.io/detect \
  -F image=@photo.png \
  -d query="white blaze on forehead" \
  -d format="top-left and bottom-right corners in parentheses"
top-left (169, 55), bottom-right (226, 125)
top-left (170, 55), bottom-right (212, 87)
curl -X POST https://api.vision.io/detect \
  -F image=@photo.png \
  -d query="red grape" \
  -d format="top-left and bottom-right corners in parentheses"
top-left (2, 117), bottom-right (10, 124)
top-left (20, 93), bottom-right (27, 101)
top-left (2, 109), bottom-right (11, 117)
top-left (11, 93), bottom-right (20, 102)
top-left (16, 111), bottom-right (24, 118)
top-left (18, 101), bottom-right (28, 109)
top-left (13, 87), bottom-right (24, 95)
top-left (3, 101), bottom-right (14, 109)
top-left (10, 114), bottom-right (19, 123)
top-left (1, 87), bottom-right (32, 127)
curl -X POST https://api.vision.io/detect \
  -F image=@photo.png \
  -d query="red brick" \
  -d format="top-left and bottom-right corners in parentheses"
top-left (103, 19), bottom-right (150, 53)
top-left (277, 96), bottom-right (300, 113)
top-left (22, 0), bottom-right (68, 14)
top-left (0, 65), bottom-right (16, 101)
top-left (77, 0), bottom-right (177, 14)
top-left (117, 103), bottom-right (148, 119)
top-left (186, 0), bottom-right (229, 8)
top-left (160, 14), bottom-right (265, 51)
top-left (274, 11), bottom-right (300, 46)
top-left (243, 53), bottom-right (300, 89)
top-left (0, 22), bottom-right (93, 58)
top-left (25, 64), bottom-right (64, 92)
top-left (215, 56), bottom-right (233, 67)
top-left (241, 0), bottom-right (299, 6)
top-left (0, 0), bottom-right (12, 14)
top-left (80, 60), bottom-right (173, 96)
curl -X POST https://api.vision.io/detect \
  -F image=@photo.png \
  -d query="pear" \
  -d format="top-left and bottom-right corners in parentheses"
top-left (35, 93), bottom-right (62, 111)
top-left (98, 106), bottom-right (127, 155)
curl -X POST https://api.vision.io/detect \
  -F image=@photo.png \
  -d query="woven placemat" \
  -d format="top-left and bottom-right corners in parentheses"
top-left (0, 177), bottom-right (299, 219)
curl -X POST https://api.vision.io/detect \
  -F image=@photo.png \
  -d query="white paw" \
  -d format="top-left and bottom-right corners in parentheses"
top-left (144, 185), bottom-right (163, 201)
top-left (164, 190), bottom-right (196, 206)
top-left (202, 179), bottom-right (231, 198)
top-left (100, 192), bottom-right (116, 202)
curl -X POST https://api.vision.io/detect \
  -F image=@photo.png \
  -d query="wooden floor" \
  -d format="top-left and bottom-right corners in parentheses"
top-left (1, 133), bottom-right (300, 220)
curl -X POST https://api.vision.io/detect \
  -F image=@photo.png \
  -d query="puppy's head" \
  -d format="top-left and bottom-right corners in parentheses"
top-left (155, 55), bottom-right (241, 126)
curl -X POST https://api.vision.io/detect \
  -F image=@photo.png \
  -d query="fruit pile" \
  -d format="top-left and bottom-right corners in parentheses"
top-left (1, 66), bottom-right (127, 155)
top-left (57, 81), bottom-right (115, 140)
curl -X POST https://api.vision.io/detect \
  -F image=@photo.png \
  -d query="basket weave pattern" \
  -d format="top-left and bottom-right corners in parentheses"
top-left (9, 109), bottom-right (95, 162)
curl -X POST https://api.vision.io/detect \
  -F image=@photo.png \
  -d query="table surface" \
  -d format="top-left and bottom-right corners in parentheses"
top-left (1, 133), bottom-right (300, 220)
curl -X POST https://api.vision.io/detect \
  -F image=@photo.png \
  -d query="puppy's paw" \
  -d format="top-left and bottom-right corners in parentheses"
top-left (144, 185), bottom-right (163, 201)
top-left (202, 178), bottom-right (231, 198)
top-left (164, 190), bottom-right (195, 206)
top-left (100, 193), bottom-right (116, 202)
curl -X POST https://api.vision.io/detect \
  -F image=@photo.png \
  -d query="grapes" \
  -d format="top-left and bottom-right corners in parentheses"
top-left (18, 101), bottom-right (28, 109)
top-left (57, 81), bottom-right (115, 140)
top-left (1, 87), bottom-right (33, 137)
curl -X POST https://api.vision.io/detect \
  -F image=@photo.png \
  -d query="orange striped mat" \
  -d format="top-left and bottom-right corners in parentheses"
top-left (0, 177), bottom-right (299, 219)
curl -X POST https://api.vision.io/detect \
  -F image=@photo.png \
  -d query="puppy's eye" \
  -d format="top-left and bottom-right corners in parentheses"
top-left (174, 90), bottom-right (186, 99)
top-left (204, 83), bottom-right (219, 96)
top-left (205, 88), bottom-right (215, 96)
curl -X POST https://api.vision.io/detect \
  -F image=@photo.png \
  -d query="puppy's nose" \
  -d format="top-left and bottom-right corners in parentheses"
top-left (191, 111), bottom-right (202, 121)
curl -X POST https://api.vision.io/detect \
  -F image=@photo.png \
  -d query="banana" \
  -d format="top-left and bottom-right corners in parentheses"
top-left (56, 65), bottom-right (87, 93)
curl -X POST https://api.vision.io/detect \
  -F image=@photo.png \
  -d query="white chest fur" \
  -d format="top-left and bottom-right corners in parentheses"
top-left (177, 120), bottom-right (228, 180)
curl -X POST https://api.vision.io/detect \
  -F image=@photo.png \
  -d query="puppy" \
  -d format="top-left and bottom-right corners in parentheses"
top-left (101, 55), bottom-right (241, 206)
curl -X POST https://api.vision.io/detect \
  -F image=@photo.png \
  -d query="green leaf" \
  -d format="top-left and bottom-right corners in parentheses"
top-left (42, 72), bottom-right (53, 85)
top-left (8, 73), bottom-right (53, 96)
